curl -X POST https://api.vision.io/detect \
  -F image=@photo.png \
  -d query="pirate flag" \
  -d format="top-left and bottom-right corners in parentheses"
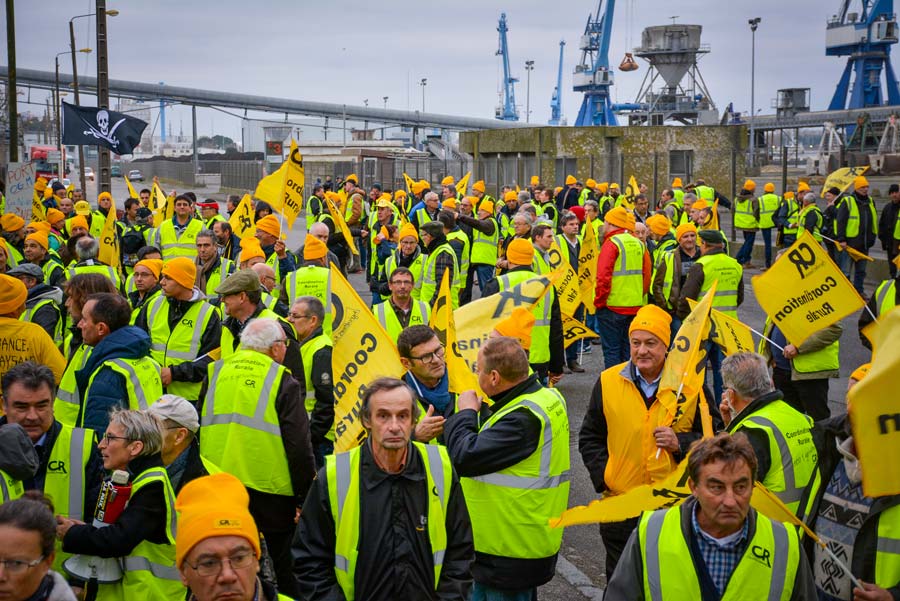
top-left (62, 102), bottom-right (147, 155)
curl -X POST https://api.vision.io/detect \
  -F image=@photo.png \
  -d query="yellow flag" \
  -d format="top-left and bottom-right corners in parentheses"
top-left (324, 194), bottom-right (359, 255)
top-left (256, 155), bottom-right (306, 226)
top-left (430, 270), bottom-right (484, 397)
top-left (578, 217), bottom-right (599, 313)
top-left (228, 194), bottom-right (256, 239)
top-left (123, 174), bottom-right (138, 200)
top-left (562, 313), bottom-right (597, 348)
top-left (97, 199), bottom-right (121, 272)
top-left (821, 166), bottom-right (869, 197)
top-left (330, 265), bottom-right (405, 451)
top-left (546, 239), bottom-right (582, 316)
top-left (752, 235), bottom-right (864, 346)
top-left (454, 274), bottom-right (556, 372)
top-left (278, 139), bottom-right (305, 228)
top-left (31, 195), bottom-right (46, 222)
top-left (826, 237), bottom-right (874, 262)
top-left (403, 172), bottom-right (416, 195)
top-left (687, 299), bottom-right (754, 356)
top-left (455, 172), bottom-right (471, 197)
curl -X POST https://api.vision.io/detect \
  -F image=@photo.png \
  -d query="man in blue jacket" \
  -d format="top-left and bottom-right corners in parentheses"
top-left (74, 292), bottom-right (163, 432)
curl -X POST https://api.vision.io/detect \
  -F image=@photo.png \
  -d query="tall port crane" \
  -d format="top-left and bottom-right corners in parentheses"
top-left (827, 0), bottom-right (900, 110)
top-left (549, 40), bottom-right (567, 125)
top-left (573, 0), bottom-right (618, 126)
top-left (495, 13), bottom-right (520, 121)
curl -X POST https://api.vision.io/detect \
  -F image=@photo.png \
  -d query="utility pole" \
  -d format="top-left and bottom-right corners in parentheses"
top-left (69, 18), bottom-right (85, 191)
top-left (525, 60), bottom-right (535, 124)
top-left (748, 17), bottom-right (760, 170)
top-left (96, 0), bottom-right (111, 194)
top-left (7, 0), bottom-right (18, 162)
top-left (420, 78), bottom-right (427, 113)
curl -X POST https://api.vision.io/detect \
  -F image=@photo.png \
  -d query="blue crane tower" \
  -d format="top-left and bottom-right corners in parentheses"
top-left (549, 40), bottom-right (567, 125)
top-left (827, 0), bottom-right (900, 110)
top-left (573, 0), bottom-right (618, 126)
top-left (495, 13), bottom-right (520, 121)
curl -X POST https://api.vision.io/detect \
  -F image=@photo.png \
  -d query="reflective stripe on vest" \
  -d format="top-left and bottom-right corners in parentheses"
top-left (285, 266), bottom-right (332, 335)
top-left (300, 333), bottom-right (332, 407)
top-left (696, 253), bottom-right (743, 317)
top-left (158, 218), bottom-right (203, 259)
top-left (608, 233), bottom-right (645, 307)
top-left (797, 205), bottom-right (823, 241)
top-left (641, 504), bottom-right (796, 601)
top-left (147, 296), bottom-right (215, 362)
top-left (875, 505), bottom-right (900, 587)
top-left (758, 194), bottom-right (780, 229)
top-left (204, 258), bottom-right (236, 298)
top-left (374, 300), bottom-right (430, 343)
top-left (844, 196), bottom-right (878, 239)
top-left (497, 272), bottom-right (551, 364)
top-left (86, 357), bottom-right (163, 414)
top-left (446, 230), bottom-right (470, 278)
top-left (420, 243), bottom-right (460, 307)
top-left (876, 279), bottom-right (897, 318)
top-left (55, 344), bottom-right (92, 427)
top-left (327, 442), bottom-right (451, 600)
top-left (782, 199), bottom-right (800, 235)
top-left (22, 298), bottom-right (62, 345)
top-left (0, 469), bottom-right (24, 502)
top-left (734, 197), bottom-right (758, 229)
top-left (470, 217), bottom-right (500, 265)
top-left (46, 425), bottom-right (94, 572)
top-left (66, 263), bottom-right (121, 289)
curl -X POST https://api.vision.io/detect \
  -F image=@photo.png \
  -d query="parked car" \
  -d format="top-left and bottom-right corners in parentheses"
top-left (83, 167), bottom-right (94, 181)
top-left (127, 169), bottom-right (143, 182)
top-left (110, 165), bottom-right (122, 177)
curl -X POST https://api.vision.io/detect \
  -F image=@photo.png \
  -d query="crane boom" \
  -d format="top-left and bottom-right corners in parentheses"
top-left (573, 0), bottom-right (618, 126)
top-left (549, 40), bottom-right (566, 125)
top-left (495, 13), bottom-right (520, 121)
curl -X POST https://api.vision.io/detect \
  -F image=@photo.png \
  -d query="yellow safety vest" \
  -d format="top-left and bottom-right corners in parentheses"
top-left (83, 357), bottom-right (163, 418)
top-left (638, 504), bottom-right (800, 601)
top-left (145, 296), bottom-right (216, 401)
top-left (694, 185), bottom-right (715, 201)
top-left (461, 385), bottom-right (569, 559)
top-left (760, 318), bottom-right (839, 377)
top-left (843, 196), bottom-right (878, 239)
top-left (734, 196), bottom-right (758, 229)
top-left (0, 469), bottom-right (24, 502)
top-left (284, 265), bottom-right (333, 336)
top-left (200, 350), bottom-right (292, 495)
top-left (607, 232), bottom-right (645, 307)
top-left (470, 217), bottom-right (500, 265)
top-left (66, 262), bottom-right (122, 290)
top-left (21, 298), bottom-right (63, 346)
top-left (326, 442), bottom-right (452, 601)
top-left (797, 204), bottom-right (823, 241)
top-left (497, 271), bottom-right (552, 364)
top-left (373, 300), bottom-right (431, 343)
top-left (875, 279), bottom-right (897, 318)
top-left (695, 253), bottom-right (742, 318)
top-left (384, 252), bottom-right (427, 301)
top-left (419, 243), bottom-right (460, 310)
top-left (55, 344), bottom-right (93, 427)
top-left (155, 217), bottom-right (203, 260)
top-left (44, 425), bottom-right (94, 572)
top-left (728, 399), bottom-right (819, 519)
top-left (758, 193), bottom-right (780, 229)
top-left (781, 198), bottom-right (801, 236)
top-left (445, 230), bottom-right (470, 281)
top-left (203, 258), bottom-right (236, 298)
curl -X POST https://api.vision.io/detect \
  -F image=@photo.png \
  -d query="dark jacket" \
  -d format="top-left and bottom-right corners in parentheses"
top-left (292, 440), bottom-right (474, 601)
top-left (836, 191), bottom-right (878, 250)
top-left (24, 283), bottom-right (63, 342)
top-left (578, 361), bottom-right (720, 494)
top-left (423, 233), bottom-right (456, 307)
top-left (481, 265), bottom-right (565, 375)
top-left (606, 497), bottom-right (817, 601)
top-left (165, 439), bottom-right (211, 496)
top-left (676, 248), bottom-right (744, 320)
top-left (127, 285), bottom-right (161, 315)
top-left (63, 454), bottom-right (172, 557)
top-left (302, 327), bottom-right (335, 447)
top-left (802, 414), bottom-right (900, 598)
top-left (556, 186), bottom-right (580, 211)
top-left (879, 200), bottom-right (900, 252)
top-left (221, 302), bottom-right (304, 387)
top-left (723, 390), bottom-right (793, 485)
top-left (0, 418), bottom-right (105, 522)
top-left (75, 326), bottom-right (154, 433)
top-left (443, 373), bottom-right (557, 590)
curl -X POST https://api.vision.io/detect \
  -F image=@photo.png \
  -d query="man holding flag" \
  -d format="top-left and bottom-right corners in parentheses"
top-left (836, 175), bottom-right (878, 295)
top-left (579, 303), bottom-right (720, 581)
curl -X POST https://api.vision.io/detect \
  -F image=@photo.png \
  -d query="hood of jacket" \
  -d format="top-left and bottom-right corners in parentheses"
top-left (78, 325), bottom-right (153, 380)
top-left (26, 283), bottom-right (63, 306)
top-left (0, 423), bottom-right (39, 480)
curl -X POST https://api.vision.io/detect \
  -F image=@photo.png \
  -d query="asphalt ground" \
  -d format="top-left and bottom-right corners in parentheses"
top-left (97, 177), bottom-right (876, 599)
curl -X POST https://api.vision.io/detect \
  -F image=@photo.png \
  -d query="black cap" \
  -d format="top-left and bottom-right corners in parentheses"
top-left (51, 181), bottom-right (66, 192)
top-left (827, 187), bottom-right (842, 196)
top-left (890, 184), bottom-right (900, 194)
top-left (698, 229), bottom-right (726, 245)
top-left (136, 207), bottom-right (152, 218)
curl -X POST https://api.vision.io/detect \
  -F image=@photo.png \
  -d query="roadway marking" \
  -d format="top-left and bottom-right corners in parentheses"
top-left (556, 554), bottom-right (604, 600)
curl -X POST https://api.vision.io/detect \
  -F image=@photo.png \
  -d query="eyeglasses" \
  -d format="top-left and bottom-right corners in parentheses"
top-left (289, 313), bottom-right (312, 320)
top-left (408, 346), bottom-right (445, 364)
top-left (185, 551), bottom-right (255, 577)
top-left (0, 557), bottom-right (45, 573)
top-left (101, 433), bottom-right (134, 443)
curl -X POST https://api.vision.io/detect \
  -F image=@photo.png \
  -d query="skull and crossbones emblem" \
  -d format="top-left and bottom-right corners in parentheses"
top-left (82, 109), bottom-right (126, 149)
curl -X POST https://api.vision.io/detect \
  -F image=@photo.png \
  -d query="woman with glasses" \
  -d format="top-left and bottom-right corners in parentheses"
top-left (56, 408), bottom-right (184, 599)
top-left (0, 492), bottom-right (77, 601)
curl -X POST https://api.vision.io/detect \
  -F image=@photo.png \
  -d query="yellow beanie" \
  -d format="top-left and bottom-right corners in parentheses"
top-left (598, 182), bottom-right (609, 193)
top-left (442, 197), bottom-right (457, 209)
top-left (98, 191), bottom-right (113, 203)
top-left (345, 173), bottom-right (358, 184)
top-left (672, 177), bottom-right (683, 188)
top-left (493, 307), bottom-right (535, 350)
top-left (34, 177), bottom-right (48, 193)
top-left (175, 473), bottom-right (261, 569)
top-left (411, 181), bottom-right (428, 195)
top-left (503, 190), bottom-right (518, 202)
top-left (675, 222), bottom-right (698, 240)
top-left (162, 257), bottom-right (197, 290)
top-left (797, 181), bottom-right (811, 193)
top-left (850, 363), bottom-right (871, 383)
top-left (0, 214), bottom-right (25, 232)
top-left (394, 189), bottom-right (407, 199)
top-left (240, 237), bottom-right (265, 262)
top-left (506, 238), bottom-right (535, 265)
top-left (441, 175), bottom-right (455, 186)
top-left (46, 208), bottom-right (66, 225)
top-left (399, 222), bottom-right (418, 242)
top-left (586, 178), bottom-right (597, 189)
top-left (69, 215), bottom-right (89, 232)
top-left (478, 200), bottom-right (495, 214)
top-left (255, 214), bottom-right (281, 238)
top-left (135, 259), bottom-right (163, 279)
top-left (783, 191), bottom-right (795, 200)
top-left (565, 175), bottom-right (577, 186)
top-left (303, 235), bottom-right (328, 261)
top-left (691, 200), bottom-right (710, 211)
top-left (43, 187), bottom-right (53, 200)
top-left (472, 180), bottom-right (486, 193)
top-left (646, 214), bottom-right (671, 237)
top-left (604, 206), bottom-right (633, 231)
top-left (27, 221), bottom-right (51, 233)
top-left (25, 230), bottom-right (49, 250)
top-left (764, 182), bottom-right (775, 193)
top-left (0, 274), bottom-right (28, 314)
top-left (853, 175), bottom-right (869, 189)
top-left (743, 179), bottom-right (756, 192)
top-left (629, 304), bottom-right (673, 346)
top-left (530, 175), bottom-right (540, 186)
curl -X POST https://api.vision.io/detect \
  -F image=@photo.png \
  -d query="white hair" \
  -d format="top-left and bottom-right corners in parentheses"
top-left (240, 318), bottom-right (284, 351)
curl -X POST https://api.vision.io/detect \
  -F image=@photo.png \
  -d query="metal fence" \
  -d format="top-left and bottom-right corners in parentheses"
top-left (220, 161), bottom-right (266, 192)
top-left (126, 159), bottom-right (197, 187)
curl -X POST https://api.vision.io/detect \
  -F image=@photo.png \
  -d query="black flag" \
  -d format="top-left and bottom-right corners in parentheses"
top-left (62, 102), bottom-right (148, 155)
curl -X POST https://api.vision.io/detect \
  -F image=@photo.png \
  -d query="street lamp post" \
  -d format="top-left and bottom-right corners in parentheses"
top-left (748, 17), bottom-right (760, 169)
top-left (525, 60), bottom-right (535, 124)
top-left (54, 51), bottom-right (69, 159)
top-left (420, 78), bottom-right (427, 113)
top-left (383, 96), bottom-right (388, 109)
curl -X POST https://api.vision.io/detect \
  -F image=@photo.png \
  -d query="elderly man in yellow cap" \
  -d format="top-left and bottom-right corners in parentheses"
top-left (176, 472), bottom-right (289, 601)
top-left (651, 222), bottom-right (699, 334)
top-left (482, 238), bottom-right (565, 384)
top-left (836, 175), bottom-right (878, 294)
top-left (371, 222), bottom-right (426, 302)
top-left (134, 257), bottom-right (221, 402)
top-left (283, 235), bottom-right (333, 334)
top-left (0, 273), bottom-right (66, 383)
top-left (253, 214), bottom-right (296, 283)
top-left (595, 206), bottom-right (651, 369)
top-left (365, 197), bottom-right (399, 300)
top-left (645, 214), bottom-right (675, 265)
top-left (153, 193), bottom-right (204, 261)
top-left (0, 213), bottom-right (26, 267)
top-left (22, 229), bottom-right (65, 288)
top-left (453, 198), bottom-right (499, 295)
top-left (579, 303), bottom-right (720, 581)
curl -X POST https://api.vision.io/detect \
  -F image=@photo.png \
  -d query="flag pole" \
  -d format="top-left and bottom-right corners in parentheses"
top-left (746, 325), bottom-right (784, 351)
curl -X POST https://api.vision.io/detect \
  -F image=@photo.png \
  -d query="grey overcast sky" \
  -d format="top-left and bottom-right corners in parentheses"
top-left (5, 0), bottom-right (891, 140)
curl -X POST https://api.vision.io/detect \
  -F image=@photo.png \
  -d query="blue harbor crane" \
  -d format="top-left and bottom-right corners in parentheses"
top-left (573, 0), bottom-right (618, 126)
top-left (549, 40), bottom-right (567, 125)
top-left (495, 13), bottom-right (520, 121)
top-left (827, 0), bottom-right (900, 110)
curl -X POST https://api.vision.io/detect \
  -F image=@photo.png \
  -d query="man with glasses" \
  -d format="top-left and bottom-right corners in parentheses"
top-left (397, 325), bottom-right (456, 444)
top-left (372, 267), bottom-right (431, 343)
top-left (198, 318), bottom-right (315, 598)
top-left (287, 297), bottom-right (335, 468)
